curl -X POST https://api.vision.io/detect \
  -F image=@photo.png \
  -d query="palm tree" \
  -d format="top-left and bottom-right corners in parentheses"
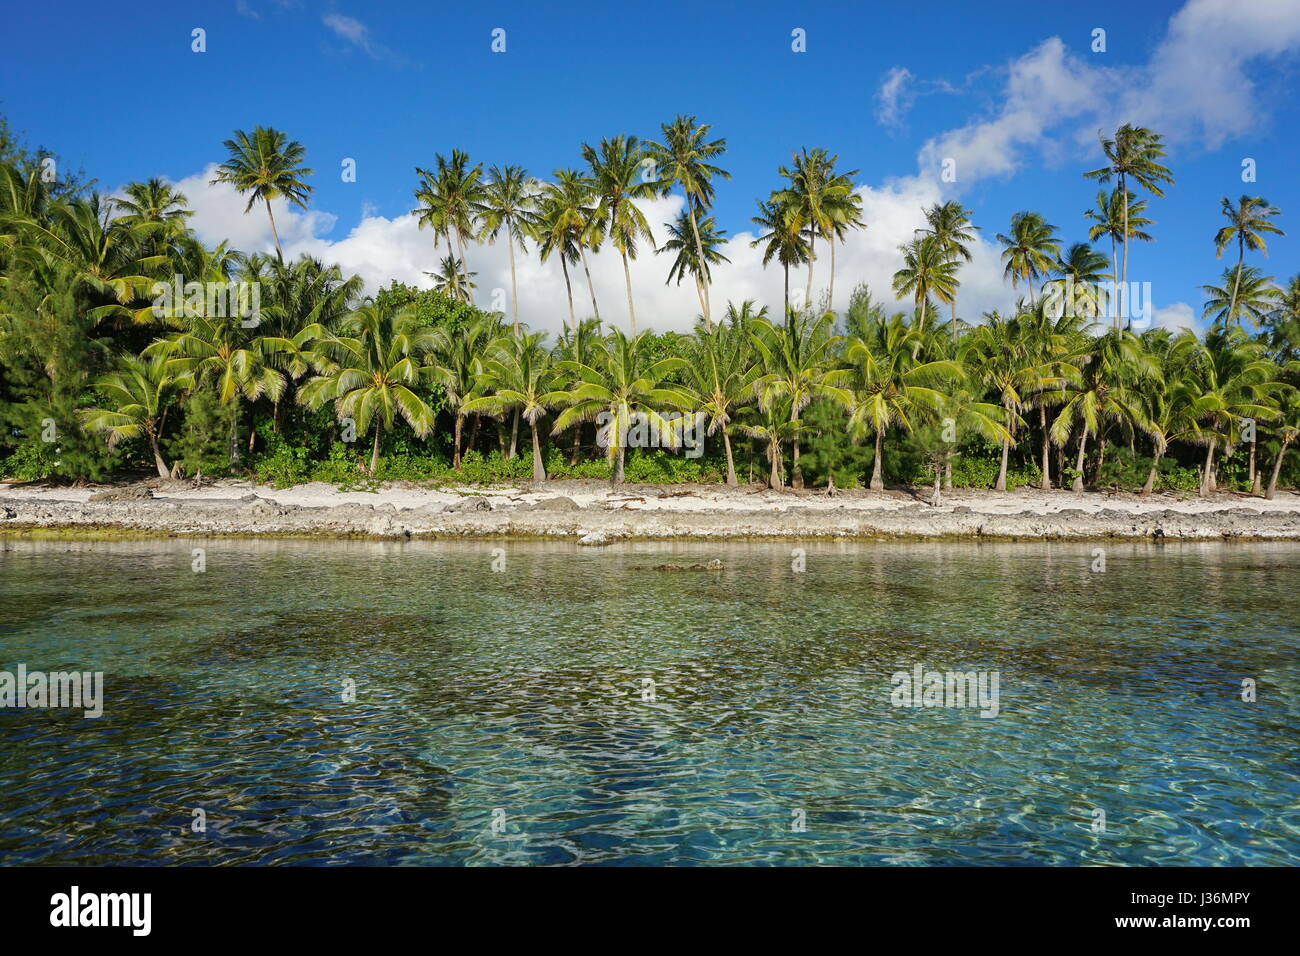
top-left (1181, 324), bottom-right (1280, 496)
top-left (554, 317), bottom-right (602, 463)
top-left (735, 400), bottom-right (801, 489)
top-left (683, 310), bottom-right (762, 484)
top-left (413, 150), bottom-right (484, 303)
top-left (532, 172), bottom-right (590, 330)
top-left (426, 255), bottom-right (476, 303)
top-left (583, 135), bottom-right (658, 335)
top-left (1213, 195), bottom-right (1284, 325)
top-left (550, 329), bottom-right (692, 484)
top-left (836, 315), bottom-right (961, 491)
top-left (822, 170), bottom-right (865, 311)
top-left (429, 317), bottom-right (492, 469)
top-left (211, 127), bottom-right (313, 258)
top-left (893, 235), bottom-right (958, 334)
top-left (751, 196), bottom-right (809, 318)
top-left (1084, 188), bottom-right (1153, 326)
top-left (473, 165), bottom-right (536, 333)
top-left (1265, 274), bottom-right (1300, 363)
top-left (1264, 390), bottom-right (1300, 499)
top-left (299, 303), bottom-right (438, 474)
top-left (82, 355), bottom-right (182, 477)
top-left (776, 147), bottom-right (857, 309)
top-left (996, 211), bottom-right (1060, 308)
top-left (964, 314), bottom-right (1069, 491)
top-left (751, 309), bottom-right (847, 489)
top-left (114, 178), bottom-right (193, 235)
top-left (1201, 265), bottom-right (1280, 328)
top-left (1050, 329), bottom-right (1153, 491)
top-left (463, 331), bottom-right (556, 482)
top-left (918, 201), bottom-right (977, 342)
top-left (1084, 124), bottom-right (1174, 291)
top-left (1133, 333), bottom-right (1199, 495)
top-left (661, 209), bottom-right (729, 319)
top-left (1046, 242), bottom-right (1112, 321)
top-left (645, 115), bottom-right (730, 325)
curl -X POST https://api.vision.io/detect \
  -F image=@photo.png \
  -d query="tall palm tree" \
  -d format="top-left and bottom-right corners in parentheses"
top-left (82, 355), bottom-right (183, 477)
top-left (554, 317), bottom-right (602, 462)
top-left (298, 303), bottom-right (439, 474)
top-left (751, 309), bottom-right (848, 489)
top-left (751, 196), bottom-right (809, 318)
top-left (996, 211), bottom-right (1060, 309)
top-left (473, 165), bottom-right (536, 333)
top-left (550, 329), bottom-right (692, 484)
top-left (1201, 265), bottom-right (1280, 328)
top-left (822, 170), bottom-right (865, 311)
top-left (463, 331), bottom-right (557, 482)
top-left (660, 209), bottom-right (729, 318)
top-left (1046, 242), bottom-right (1112, 321)
top-left (533, 171), bottom-right (591, 330)
top-left (1084, 124), bottom-right (1174, 291)
top-left (683, 311), bottom-right (762, 484)
top-left (211, 127), bottom-right (314, 258)
top-left (1265, 274), bottom-right (1300, 363)
top-left (919, 201), bottom-right (977, 342)
top-left (1134, 333), bottom-right (1200, 495)
top-left (1084, 188), bottom-right (1153, 326)
top-left (114, 178), bottom-right (193, 234)
top-left (583, 135), bottom-right (659, 335)
top-left (893, 235), bottom-right (957, 333)
top-left (645, 115), bottom-right (730, 325)
top-left (836, 315), bottom-right (961, 491)
top-left (776, 147), bottom-right (857, 309)
top-left (1213, 195), bottom-right (1284, 325)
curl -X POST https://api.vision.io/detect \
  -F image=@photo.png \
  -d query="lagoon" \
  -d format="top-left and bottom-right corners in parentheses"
top-left (1, 538), bottom-right (1297, 865)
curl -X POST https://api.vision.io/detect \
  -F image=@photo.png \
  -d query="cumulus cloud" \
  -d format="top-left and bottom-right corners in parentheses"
top-left (162, 0), bottom-right (1300, 338)
top-left (1152, 301), bottom-right (1200, 332)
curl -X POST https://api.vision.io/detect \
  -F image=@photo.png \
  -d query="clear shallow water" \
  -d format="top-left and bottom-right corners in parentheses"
top-left (0, 537), bottom-right (1297, 866)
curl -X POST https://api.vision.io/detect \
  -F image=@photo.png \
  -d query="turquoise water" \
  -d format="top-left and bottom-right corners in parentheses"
top-left (0, 537), bottom-right (1297, 866)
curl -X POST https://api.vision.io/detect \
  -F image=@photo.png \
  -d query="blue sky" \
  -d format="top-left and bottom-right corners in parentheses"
top-left (3, 0), bottom-right (1300, 333)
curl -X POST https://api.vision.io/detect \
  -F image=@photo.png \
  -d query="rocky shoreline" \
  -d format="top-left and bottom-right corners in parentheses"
top-left (3, 480), bottom-right (1300, 543)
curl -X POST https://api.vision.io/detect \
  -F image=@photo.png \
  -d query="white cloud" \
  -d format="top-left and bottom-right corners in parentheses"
top-left (321, 13), bottom-right (403, 63)
top-left (1152, 301), bottom-right (1199, 332)
top-left (875, 67), bottom-right (914, 127)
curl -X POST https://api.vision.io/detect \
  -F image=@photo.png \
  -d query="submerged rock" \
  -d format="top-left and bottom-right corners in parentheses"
top-left (653, 558), bottom-right (723, 572)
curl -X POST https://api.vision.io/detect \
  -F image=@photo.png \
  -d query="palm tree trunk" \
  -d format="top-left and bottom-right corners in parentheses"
top-left (1039, 406), bottom-right (1051, 490)
top-left (508, 237), bottom-right (520, 333)
top-left (769, 441), bottom-right (783, 489)
top-left (1109, 232), bottom-right (1119, 330)
top-left (783, 264), bottom-right (790, 320)
top-left (829, 234), bottom-right (837, 312)
top-left (371, 422), bottom-right (381, 474)
top-left (918, 298), bottom-right (927, 332)
top-left (1141, 448), bottom-right (1163, 496)
top-left (995, 436), bottom-right (1010, 491)
top-left (694, 278), bottom-right (707, 320)
top-left (580, 247), bottom-right (600, 321)
top-left (509, 409), bottom-right (520, 460)
top-left (1120, 173), bottom-right (1130, 300)
top-left (1228, 236), bottom-right (1244, 326)
top-left (621, 249), bottom-right (637, 336)
top-left (1200, 439), bottom-right (1216, 497)
top-left (1265, 439), bottom-right (1291, 499)
top-left (530, 420), bottom-right (546, 483)
top-left (456, 229), bottom-right (472, 305)
top-left (148, 430), bottom-right (170, 479)
top-left (1249, 436), bottom-right (1260, 494)
top-left (264, 198), bottom-right (283, 258)
top-left (1072, 425), bottom-right (1089, 492)
top-left (468, 414), bottom-right (480, 455)
top-left (805, 230), bottom-right (815, 311)
top-left (560, 257), bottom-right (576, 330)
top-left (613, 444), bottom-right (626, 484)
top-left (790, 403), bottom-right (803, 489)
top-left (453, 414), bottom-right (464, 469)
top-left (686, 197), bottom-right (712, 326)
top-left (870, 428), bottom-right (885, 491)
top-left (722, 426), bottom-right (737, 486)
top-left (943, 453), bottom-right (953, 490)
top-left (229, 403), bottom-right (240, 464)
top-left (950, 295), bottom-right (958, 344)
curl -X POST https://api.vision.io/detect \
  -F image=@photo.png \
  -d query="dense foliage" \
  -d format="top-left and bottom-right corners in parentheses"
top-left (2, 115), bottom-right (1299, 497)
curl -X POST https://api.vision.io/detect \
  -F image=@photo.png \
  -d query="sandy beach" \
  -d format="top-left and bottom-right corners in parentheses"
top-left (4, 478), bottom-right (1300, 541)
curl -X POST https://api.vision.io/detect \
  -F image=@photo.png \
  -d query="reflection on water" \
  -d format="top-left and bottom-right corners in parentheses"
top-left (1, 537), bottom-right (1297, 865)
